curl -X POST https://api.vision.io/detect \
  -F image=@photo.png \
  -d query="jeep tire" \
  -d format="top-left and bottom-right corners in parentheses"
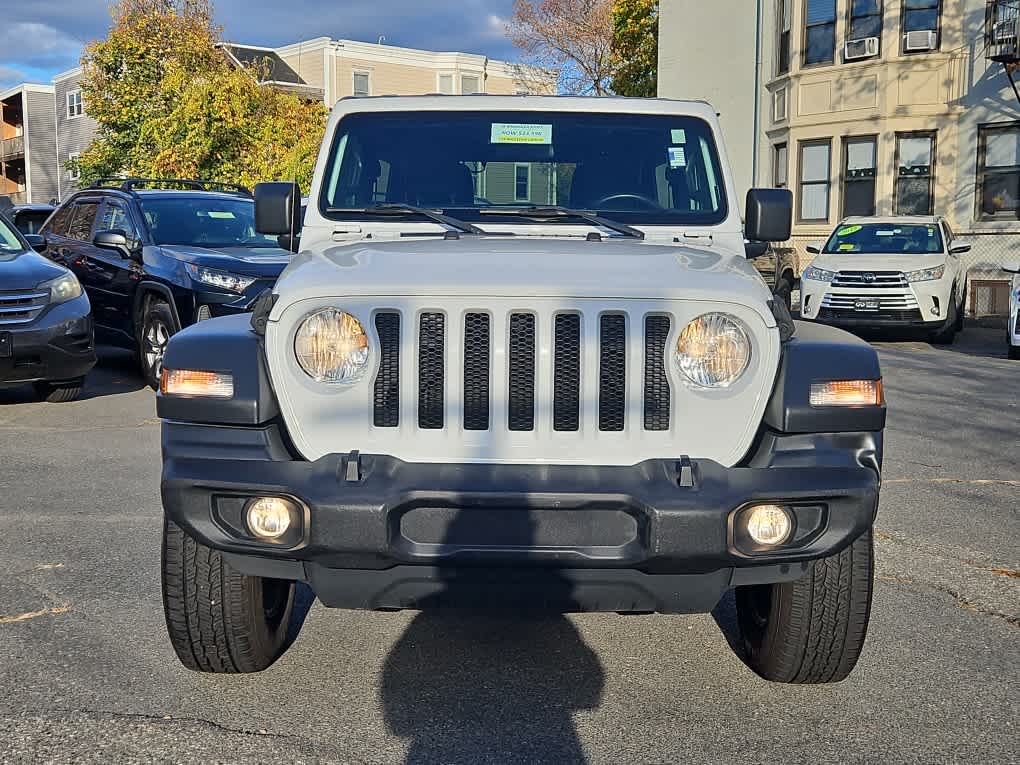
top-left (140, 300), bottom-right (177, 390)
top-left (33, 377), bottom-right (85, 403)
top-left (735, 529), bottom-right (873, 684)
top-left (161, 517), bottom-right (296, 673)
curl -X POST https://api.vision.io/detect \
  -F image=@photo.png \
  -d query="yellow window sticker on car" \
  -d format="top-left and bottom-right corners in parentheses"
top-left (490, 123), bottom-right (553, 144)
top-left (839, 243), bottom-right (856, 251)
top-left (837, 225), bottom-right (862, 236)
top-left (206, 211), bottom-right (236, 219)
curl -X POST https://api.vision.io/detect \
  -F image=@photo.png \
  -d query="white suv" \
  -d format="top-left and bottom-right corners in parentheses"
top-left (800, 216), bottom-right (970, 344)
top-left (154, 96), bottom-right (887, 684)
top-left (1004, 260), bottom-right (1020, 359)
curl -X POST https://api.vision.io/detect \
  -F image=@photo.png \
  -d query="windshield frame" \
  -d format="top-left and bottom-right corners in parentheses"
top-left (317, 109), bottom-right (730, 228)
top-left (822, 222), bottom-right (946, 256)
top-left (140, 194), bottom-right (280, 249)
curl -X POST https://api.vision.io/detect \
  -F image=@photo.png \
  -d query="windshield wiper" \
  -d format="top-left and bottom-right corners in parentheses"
top-left (479, 205), bottom-right (645, 240)
top-left (327, 203), bottom-right (485, 235)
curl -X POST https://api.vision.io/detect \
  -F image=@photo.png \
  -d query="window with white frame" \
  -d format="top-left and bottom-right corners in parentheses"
top-left (804, 0), bottom-right (837, 66)
top-left (773, 87), bottom-right (788, 122)
top-left (66, 90), bottom-right (83, 118)
top-left (894, 132), bottom-right (936, 215)
top-left (438, 73), bottom-right (454, 94)
top-left (68, 152), bottom-right (81, 181)
top-left (798, 139), bottom-right (832, 221)
top-left (460, 74), bottom-right (481, 95)
top-left (352, 72), bottom-right (370, 97)
top-left (777, 0), bottom-right (792, 74)
top-left (976, 123), bottom-right (1020, 220)
top-left (774, 144), bottom-right (789, 189)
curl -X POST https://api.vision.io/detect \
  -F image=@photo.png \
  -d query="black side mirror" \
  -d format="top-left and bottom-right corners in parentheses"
top-left (24, 234), bottom-right (47, 253)
top-left (745, 188), bottom-right (793, 243)
top-left (93, 229), bottom-right (140, 260)
top-left (255, 182), bottom-right (302, 238)
top-left (744, 240), bottom-right (769, 259)
top-left (277, 233), bottom-right (301, 252)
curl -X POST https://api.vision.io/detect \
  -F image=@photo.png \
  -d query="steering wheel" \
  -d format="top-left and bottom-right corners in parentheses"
top-left (590, 193), bottom-right (662, 211)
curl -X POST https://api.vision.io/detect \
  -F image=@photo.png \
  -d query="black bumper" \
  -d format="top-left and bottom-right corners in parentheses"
top-left (0, 295), bottom-right (96, 386)
top-left (810, 309), bottom-right (944, 329)
top-left (161, 423), bottom-right (881, 614)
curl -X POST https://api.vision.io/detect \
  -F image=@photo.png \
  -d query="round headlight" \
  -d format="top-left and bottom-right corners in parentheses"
top-left (675, 313), bottom-right (751, 388)
top-left (294, 308), bottom-right (370, 384)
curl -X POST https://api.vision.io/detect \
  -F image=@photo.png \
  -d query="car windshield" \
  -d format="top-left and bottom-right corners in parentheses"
top-left (0, 215), bottom-right (23, 255)
top-left (823, 223), bottom-right (944, 255)
top-left (140, 196), bottom-right (280, 248)
top-left (319, 110), bottom-right (728, 226)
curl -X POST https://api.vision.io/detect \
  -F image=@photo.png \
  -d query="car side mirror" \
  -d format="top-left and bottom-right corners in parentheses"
top-left (255, 182), bottom-right (302, 237)
top-left (949, 242), bottom-right (971, 255)
top-left (1002, 259), bottom-right (1020, 274)
top-left (24, 233), bottom-right (47, 253)
top-left (806, 242), bottom-right (823, 255)
top-left (744, 240), bottom-right (769, 259)
top-left (93, 229), bottom-right (140, 260)
top-left (744, 188), bottom-right (792, 243)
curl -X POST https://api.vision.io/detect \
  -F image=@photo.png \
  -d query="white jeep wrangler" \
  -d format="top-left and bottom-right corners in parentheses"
top-left (157, 96), bottom-right (885, 683)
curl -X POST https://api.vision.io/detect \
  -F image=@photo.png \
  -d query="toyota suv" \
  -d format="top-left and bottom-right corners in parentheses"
top-left (156, 96), bottom-right (886, 684)
top-left (40, 179), bottom-right (295, 388)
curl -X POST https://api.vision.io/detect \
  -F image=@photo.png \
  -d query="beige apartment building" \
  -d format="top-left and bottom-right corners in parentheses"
top-left (660, 0), bottom-right (1020, 315)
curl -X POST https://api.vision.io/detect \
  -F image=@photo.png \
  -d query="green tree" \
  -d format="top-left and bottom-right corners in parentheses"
top-left (76, 0), bottom-right (324, 190)
top-left (611, 0), bottom-right (658, 97)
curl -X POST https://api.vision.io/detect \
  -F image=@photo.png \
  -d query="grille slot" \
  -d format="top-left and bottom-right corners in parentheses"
top-left (417, 312), bottom-right (445, 430)
top-left (553, 314), bottom-right (581, 431)
top-left (0, 290), bottom-right (49, 326)
top-left (598, 314), bottom-right (626, 432)
top-left (832, 270), bottom-right (908, 288)
top-left (507, 313), bottom-right (536, 431)
top-left (463, 313), bottom-right (491, 430)
top-left (373, 313), bottom-right (400, 427)
top-left (643, 315), bottom-right (671, 431)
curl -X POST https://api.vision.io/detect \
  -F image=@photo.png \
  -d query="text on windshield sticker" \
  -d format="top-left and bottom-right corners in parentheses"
top-left (837, 225), bottom-right (862, 236)
top-left (490, 123), bottom-right (553, 144)
top-left (668, 146), bottom-right (687, 168)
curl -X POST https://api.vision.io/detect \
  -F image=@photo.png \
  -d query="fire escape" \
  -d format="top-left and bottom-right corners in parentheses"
top-left (988, 0), bottom-right (1020, 104)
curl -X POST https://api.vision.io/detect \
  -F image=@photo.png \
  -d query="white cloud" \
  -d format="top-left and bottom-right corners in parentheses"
top-left (0, 22), bottom-right (83, 69)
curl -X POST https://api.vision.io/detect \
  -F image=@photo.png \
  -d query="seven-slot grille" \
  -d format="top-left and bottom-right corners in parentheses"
top-left (372, 310), bottom-right (674, 433)
top-left (822, 270), bottom-right (920, 312)
top-left (0, 289), bottom-right (49, 326)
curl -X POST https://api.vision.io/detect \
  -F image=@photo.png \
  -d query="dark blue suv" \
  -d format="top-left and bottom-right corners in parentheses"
top-left (40, 179), bottom-right (295, 388)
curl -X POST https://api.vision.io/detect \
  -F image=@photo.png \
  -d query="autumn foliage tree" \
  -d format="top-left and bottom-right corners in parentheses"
top-left (76, 0), bottom-right (325, 190)
top-left (611, 0), bottom-right (658, 97)
top-left (507, 0), bottom-right (617, 95)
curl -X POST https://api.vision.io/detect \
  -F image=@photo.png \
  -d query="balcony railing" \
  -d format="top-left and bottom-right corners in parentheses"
top-left (988, 0), bottom-right (1020, 63)
top-left (0, 135), bottom-right (24, 160)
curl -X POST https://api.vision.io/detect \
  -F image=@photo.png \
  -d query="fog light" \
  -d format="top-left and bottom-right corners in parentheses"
top-left (745, 504), bottom-right (793, 546)
top-left (246, 497), bottom-right (294, 539)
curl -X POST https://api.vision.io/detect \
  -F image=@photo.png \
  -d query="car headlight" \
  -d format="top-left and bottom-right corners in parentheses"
top-left (294, 308), bottom-right (370, 385)
top-left (905, 265), bottom-right (946, 282)
top-left (675, 313), bottom-right (751, 388)
top-left (802, 265), bottom-right (836, 283)
top-left (42, 272), bottom-right (82, 304)
top-left (185, 264), bottom-right (256, 293)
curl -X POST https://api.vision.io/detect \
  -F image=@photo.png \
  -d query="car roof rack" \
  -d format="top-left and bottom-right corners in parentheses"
top-left (89, 177), bottom-right (252, 197)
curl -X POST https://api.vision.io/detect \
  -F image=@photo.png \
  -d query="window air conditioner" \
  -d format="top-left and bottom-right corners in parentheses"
top-left (844, 37), bottom-right (880, 60)
top-left (903, 29), bottom-right (938, 52)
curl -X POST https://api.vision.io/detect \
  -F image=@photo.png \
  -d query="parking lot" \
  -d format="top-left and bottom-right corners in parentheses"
top-left (1, 328), bottom-right (1017, 764)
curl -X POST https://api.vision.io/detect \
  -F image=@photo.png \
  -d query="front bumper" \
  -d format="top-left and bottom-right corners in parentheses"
top-left (0, 295), bottom-right (96, 385)
top-left (161, 422), bottom-right (881, 614)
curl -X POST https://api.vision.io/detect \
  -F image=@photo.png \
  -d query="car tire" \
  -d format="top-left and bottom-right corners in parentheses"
top-left (1009, 344), bottom-right (1020, 360)
top-left (734, 529), bottom-right (873, 684)
top-left (140, 300), bottom-right (177, 390)
top-left (161, 517), bottom-right (296, 673)
top-left (774, 276), bottom-right (794, 312)
top-left (929, 298), bottom-right (958, 345)
top-left (32, 377), bottom-right (85, 403)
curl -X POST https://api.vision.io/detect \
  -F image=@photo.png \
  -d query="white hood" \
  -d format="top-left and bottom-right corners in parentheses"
top-left (809, 253), bottom-right (946, 272)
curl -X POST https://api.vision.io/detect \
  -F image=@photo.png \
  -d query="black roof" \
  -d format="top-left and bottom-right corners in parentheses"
top-left (89, 178), bottom-right (251, 197)
top-left (220, 44), bottom-right (305, 85)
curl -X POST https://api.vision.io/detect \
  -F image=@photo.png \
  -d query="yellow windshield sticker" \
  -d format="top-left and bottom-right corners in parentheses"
top-left (839, 243), bottom-right (856, 251)
top-left (206, 211), bottom-right (236, 219)
top-left (837, 225), bottom-right (862, 236)
top-left (490, 123), bottom-right (553, 144)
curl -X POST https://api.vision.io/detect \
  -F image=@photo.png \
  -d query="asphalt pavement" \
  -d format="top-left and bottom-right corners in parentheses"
top-left (1, 328), bottom-right (1017, 764)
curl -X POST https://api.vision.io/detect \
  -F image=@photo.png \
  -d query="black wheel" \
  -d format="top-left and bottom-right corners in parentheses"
top-left (1009, 344), bottom-right (1020, 360)
top-left (33, 377), bottom-right (85, 402)
top-left (735, 530), bottom-right (874, 684)
top-left (954, 290), bottom-right (966, 332)
top-left (774, 276), bottom-right (794, 312)
top-left (161, 517), bottom-right (296, 673)
top-left (929, 298), bottom-right (958, 345)
top-left (140, 301), bottom-right (176, 390)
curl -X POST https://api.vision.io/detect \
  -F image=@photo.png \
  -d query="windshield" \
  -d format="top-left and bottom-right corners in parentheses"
top-left (823, 223), bottom-right (944, 255)
top-left (319, 111), bottom-right (728, 226)
top-left (15, 211), bottom-right (51, 234)
top-left (0, 215), bottom-right (23, 254)
top-left (141, 196), bottom-right (279, 248)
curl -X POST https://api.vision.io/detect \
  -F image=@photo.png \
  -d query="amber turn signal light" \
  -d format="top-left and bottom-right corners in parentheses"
top-left (809, 380), bottom-right (883, 407)
top-left (160, 368), bottom-right (234, 398)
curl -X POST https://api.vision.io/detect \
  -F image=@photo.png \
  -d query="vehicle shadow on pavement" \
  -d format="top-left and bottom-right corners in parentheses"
top-left (78, 348), bottom-right (148, 400)
top-left (379, 507), bottom-right (605, 765)
top-left (710, 591), bottom-right (746, 662)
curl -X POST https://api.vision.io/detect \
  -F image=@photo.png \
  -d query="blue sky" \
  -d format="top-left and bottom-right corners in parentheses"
top-left (0, 0), bottom-right (520, 92)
